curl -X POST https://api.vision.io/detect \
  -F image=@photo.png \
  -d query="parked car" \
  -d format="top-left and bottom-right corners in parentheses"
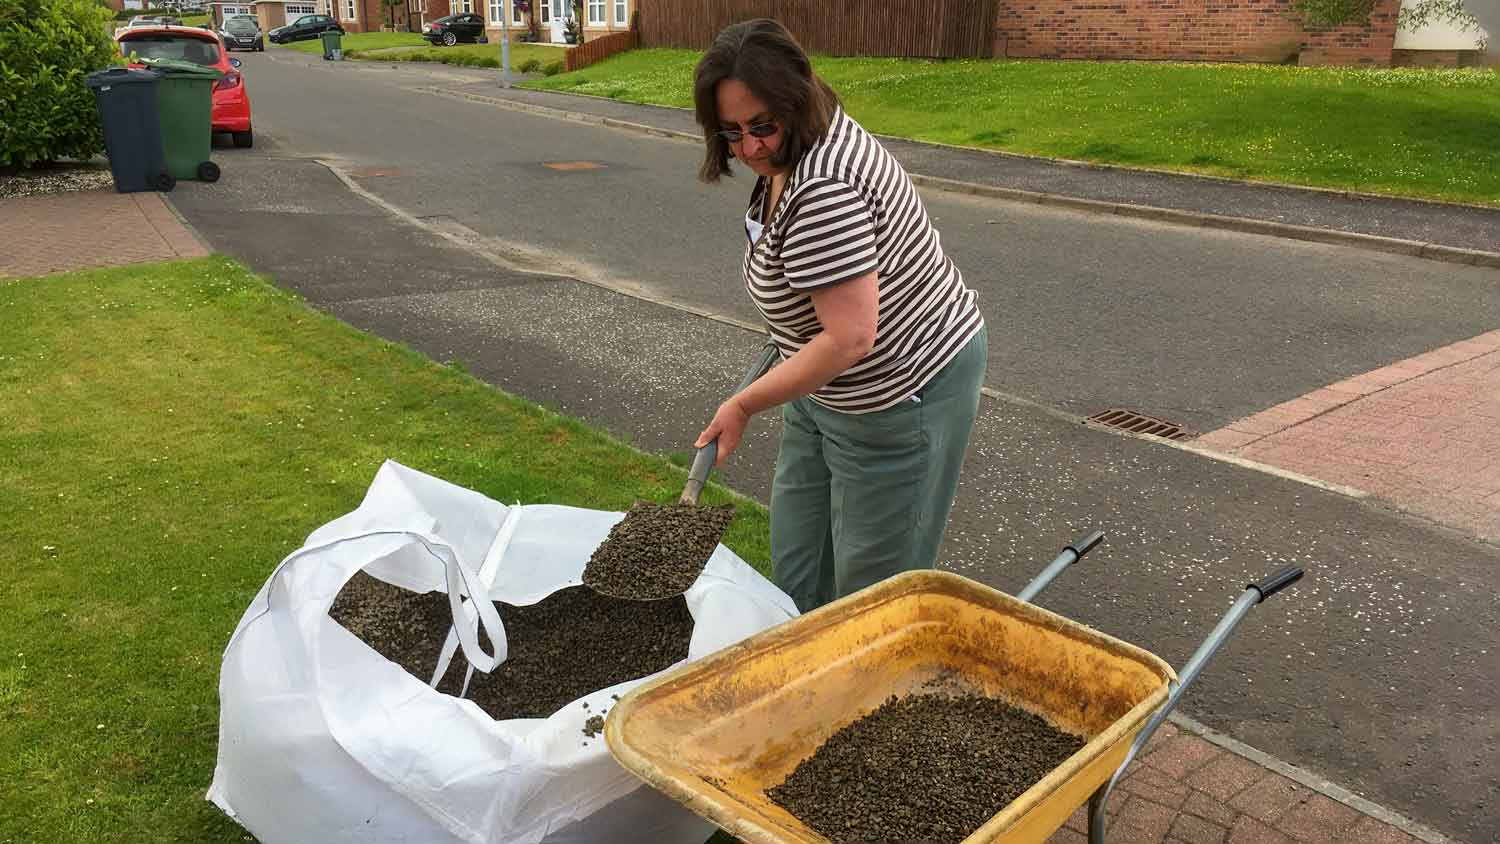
top-left (115, 25), bottom-right (254, 149)
top-left (267, 14), bottom-right (342, 44)
top-left (422, 13), bottom-right (485, 46)
top-left (219, 15), bottom-right (263, 51)
top-left (125, 14), bottom-right (181, 27)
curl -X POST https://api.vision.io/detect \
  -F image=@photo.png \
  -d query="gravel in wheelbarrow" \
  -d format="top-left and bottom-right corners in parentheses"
top-left (767, 692), bottom-right (1085, 844)
top-left (330, 571), bottom-right (693, 720)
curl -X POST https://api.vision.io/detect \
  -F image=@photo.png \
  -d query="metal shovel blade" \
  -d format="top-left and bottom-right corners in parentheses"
top-left (583, 342), bottom-right (779, 602)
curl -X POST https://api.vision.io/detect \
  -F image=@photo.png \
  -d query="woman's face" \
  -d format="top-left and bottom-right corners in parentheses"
top-left (715, 78), bottom-right (785, 178)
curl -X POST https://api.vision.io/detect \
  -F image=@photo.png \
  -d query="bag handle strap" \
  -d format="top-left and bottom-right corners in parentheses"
top-left (242, 529), bottom-right (508, 675)
top-left (428, 507), bottom-right (525, 689)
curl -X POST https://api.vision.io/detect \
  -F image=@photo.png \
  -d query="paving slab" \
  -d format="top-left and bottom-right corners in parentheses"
top-left (0, 189), bottom-right (209, 278)
top-left (1198, 330), bottom-right (1500, 543)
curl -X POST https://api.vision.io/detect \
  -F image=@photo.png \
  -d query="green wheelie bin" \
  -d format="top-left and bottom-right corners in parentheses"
top-left (320, 30), bottom-right (343, 61)
top-left (138, 57), bottom-right (223, 183)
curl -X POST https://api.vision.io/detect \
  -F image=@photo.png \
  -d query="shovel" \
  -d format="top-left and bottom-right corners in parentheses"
top-left (583, 341), bottom-right (780, 601)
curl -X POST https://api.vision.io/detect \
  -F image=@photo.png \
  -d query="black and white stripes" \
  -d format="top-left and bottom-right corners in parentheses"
top-left (744, 108), bottom-right (984, 414)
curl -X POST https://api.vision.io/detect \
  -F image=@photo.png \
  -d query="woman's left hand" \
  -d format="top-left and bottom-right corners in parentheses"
top-left (695, 398), bottom-right (752, 466)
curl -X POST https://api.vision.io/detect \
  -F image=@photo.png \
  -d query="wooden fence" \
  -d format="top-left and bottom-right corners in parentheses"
top-left (565, 29), bottom-right (641, 71)
top-left (638, 0), bottom-right (997, 58)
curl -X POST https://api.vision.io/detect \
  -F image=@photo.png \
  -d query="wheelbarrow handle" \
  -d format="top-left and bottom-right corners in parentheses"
top-left (1086, 567), bottom-right (1305, 844)
top-left (681, 342), bottom-right (780, 505)
top-left (1015, 530), bottom-right (1105, 603)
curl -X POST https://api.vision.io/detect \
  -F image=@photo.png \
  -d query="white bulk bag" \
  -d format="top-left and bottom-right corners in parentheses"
top-left (208, 460), bottom-right (799, 844)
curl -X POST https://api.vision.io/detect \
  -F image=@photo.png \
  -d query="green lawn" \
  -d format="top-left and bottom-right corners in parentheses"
top-left (525, 49), bottom-right (1500, 205)
top-left (353, 41), bottom-right (566, 71)
top-left (0, 257), bottom-right (769, 842)
top-left (280, 31), bottom-right (426, 53)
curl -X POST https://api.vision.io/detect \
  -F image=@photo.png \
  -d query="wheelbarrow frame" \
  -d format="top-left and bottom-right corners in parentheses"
top-left (1015, 533), bottom-right (1303, 843)
top-left (605, 531), bottom-right (1302, 844)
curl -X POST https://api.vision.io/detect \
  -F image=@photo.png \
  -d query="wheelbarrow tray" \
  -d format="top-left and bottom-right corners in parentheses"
top-left (604, 569), bottom-right (1176, 844)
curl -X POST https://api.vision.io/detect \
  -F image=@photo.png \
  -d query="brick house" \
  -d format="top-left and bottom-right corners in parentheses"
top-left (992, 0), bottom-right (1404, 65)
top-left (250, 0), bottom-right (328, 31)
top-left (320, 0), bottom-right (635, 41)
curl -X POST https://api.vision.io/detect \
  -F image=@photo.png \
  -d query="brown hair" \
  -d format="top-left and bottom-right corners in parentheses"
top-left (692, 19), bottom-right (840, 183)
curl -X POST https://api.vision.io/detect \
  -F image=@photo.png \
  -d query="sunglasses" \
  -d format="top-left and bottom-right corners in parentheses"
top-left (716, 122), bottom-right (779, 143)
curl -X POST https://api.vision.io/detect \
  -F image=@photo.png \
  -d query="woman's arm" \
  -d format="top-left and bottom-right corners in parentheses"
top-left (695, 271), bottom-right (878, 464)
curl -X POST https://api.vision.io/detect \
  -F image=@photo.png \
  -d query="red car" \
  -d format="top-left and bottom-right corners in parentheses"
top-left (115, 25), bottom-right (254, 148)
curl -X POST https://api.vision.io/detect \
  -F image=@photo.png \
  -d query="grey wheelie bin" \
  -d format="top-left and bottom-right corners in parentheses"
top-left (85, 67), bottom-right (174, 193)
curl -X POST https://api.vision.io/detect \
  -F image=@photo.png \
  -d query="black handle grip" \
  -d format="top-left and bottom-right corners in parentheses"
top-left (1249, 567), bottom-right (1304, 603)
top-left (1067, 530), bottom-right (1105, 559)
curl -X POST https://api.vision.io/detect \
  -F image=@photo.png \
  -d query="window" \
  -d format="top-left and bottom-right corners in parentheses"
top-left (452, 0), bottom-right (471, 13)
top-left (586, 0), bottom-right (603, 24)
top-left (118, 34), bottom-right (222, 64)
top-left (506, 0), bottom-right (519, 23)
top-left (612, 0), bottom-right (624, 25)
top-left (539, 0), bottom-right (549, 22)
top-left (343, 0), bottom-right (355, 21)
top-left (285, 2), bottom-right (316, 14)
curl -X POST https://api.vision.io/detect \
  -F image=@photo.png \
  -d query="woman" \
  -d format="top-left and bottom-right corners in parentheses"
top-left (692, 19), bottom-right (987, 613)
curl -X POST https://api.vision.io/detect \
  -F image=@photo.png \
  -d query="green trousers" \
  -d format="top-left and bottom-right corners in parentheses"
top-left (771, 327), bottom-right (988, 613)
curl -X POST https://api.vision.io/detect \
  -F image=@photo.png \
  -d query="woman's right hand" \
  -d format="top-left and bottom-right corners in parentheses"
top-left (695, 398), bottom-right (752, 467)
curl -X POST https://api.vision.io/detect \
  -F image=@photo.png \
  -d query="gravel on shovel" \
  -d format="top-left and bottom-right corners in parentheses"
top-left (767, 693), bottom-right (1086, 844)
top-left (329, 571), bottom-right (693, 721)
top-left (582, 501), bottom-right (734, 601)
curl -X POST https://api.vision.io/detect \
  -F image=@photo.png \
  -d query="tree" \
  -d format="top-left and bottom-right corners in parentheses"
top-left (1400, 0), bottom-right (1497, 42)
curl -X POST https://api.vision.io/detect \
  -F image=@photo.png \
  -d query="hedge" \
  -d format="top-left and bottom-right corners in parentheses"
top-left (1, 0), bottom-right (119, 168)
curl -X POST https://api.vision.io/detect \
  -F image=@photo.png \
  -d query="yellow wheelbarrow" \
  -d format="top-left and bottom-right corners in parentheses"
top-left (604, 532), bottom-right (1302, 843)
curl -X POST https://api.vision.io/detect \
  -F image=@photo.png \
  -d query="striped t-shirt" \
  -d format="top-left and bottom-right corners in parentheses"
top-left (743, 108), bottom-right (984, 414)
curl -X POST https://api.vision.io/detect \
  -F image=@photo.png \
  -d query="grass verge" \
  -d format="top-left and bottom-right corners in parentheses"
top-left (350, 41), bottom-right (566, 70)
top-left (525, 49), bottom-right (1500, 205)
top-left (0, 256), bottom-right (769, 842)
top-left (279, 31), bottom-right (426, 53)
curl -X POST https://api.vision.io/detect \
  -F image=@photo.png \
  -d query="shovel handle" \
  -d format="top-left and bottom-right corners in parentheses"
top-left (681, 342), bottom-right (780, 505)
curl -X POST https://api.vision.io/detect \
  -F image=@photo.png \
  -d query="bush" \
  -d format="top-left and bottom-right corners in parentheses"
top-left (540, 58), bottom-right (563, 76)
top-left (1, 0), bottom-right (118, 168)
top-left (517, 57), bottom-right (540, 73)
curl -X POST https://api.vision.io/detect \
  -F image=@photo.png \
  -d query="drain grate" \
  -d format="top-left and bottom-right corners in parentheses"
top-left (1086, 408), bottom-right (1195, 441)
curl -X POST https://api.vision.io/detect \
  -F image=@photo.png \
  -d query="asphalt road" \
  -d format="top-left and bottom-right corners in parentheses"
top-left (175, 50), bottom-right (1500, 842)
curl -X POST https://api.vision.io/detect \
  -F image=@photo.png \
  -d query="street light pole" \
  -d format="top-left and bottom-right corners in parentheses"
top-left (499, 0), bottom-right (512, 87)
